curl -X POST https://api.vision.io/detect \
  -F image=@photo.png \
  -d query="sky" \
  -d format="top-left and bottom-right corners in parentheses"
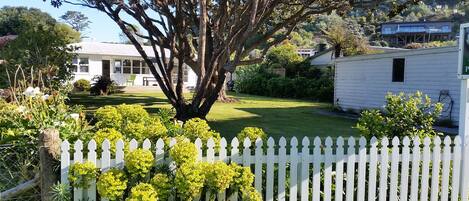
top-left (0, 0), bottom-right (123, 42)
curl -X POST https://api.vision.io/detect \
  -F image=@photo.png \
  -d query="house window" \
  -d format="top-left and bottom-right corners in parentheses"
top-left (392, 58), bottom-right (405, 82)
top-left (132, 60), bottom-right (141, 74)
top-left (72, 57), bottom-right (89, 73)
top-left (71, 58), bottom-right (78, 72)
top-left (114, 60), bottom-right (122, 73)
top-left (123, 59), bottom-right (131, 74)
top-left (142, 61), bottom-right (150, 74)
top-left (79, 58), bottom-right (89, 73)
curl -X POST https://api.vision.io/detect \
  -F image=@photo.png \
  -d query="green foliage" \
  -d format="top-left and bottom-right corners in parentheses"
top-left (237, 127), bottom-right (267, 142)
top-left (94, 128), bottom-right (124, 154)
top-left (174, 163), bottom-right (205, 200)
top-left (356, 91), bottom-right (443, 139)
top-left (73, 79), bottom-right (91, 92)
top-left (94, 104), bottom-right (168, 142)
top-left (169, 138), bottom-right (198, 166)
top-left (266, 42), bottom-right (303, 70)
top-left (126, 183), bottom-right (158, 201)
top-left (51, 183), bottom-right (71, 201)
top-left (240, 187), bottom-right (263, 201)
top-left (231, 163), bottom-right (255, 189)
top-left (68, 161), bottom-right (98, 189)
top-left (60, 11), bottom-right (90, 32)
top-left (150, 174), bottom-right (172, 201)
top-left (0, 6), bottom-right (80, 88)
top-left (125, 149), bottom-right (154, 178)
top-left (90, 76), bottom-right (119, 96)
top-left (182, 118), bottom-right (221, 145)
top-left (97, 168), bottom-right (128, 201)
top-left (234, 66), bottom-right (334, 102)
top-left (204, 162), bottom-right (236, 193)
top-left (95, 106), bottom-right (122, 129)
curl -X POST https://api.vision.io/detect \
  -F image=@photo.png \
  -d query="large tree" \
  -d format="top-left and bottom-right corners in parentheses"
top-left (60, 10), bottom-right (91, 32)
top-left (47, 0), bottom-right (421, 121)
top-left (0, 6), bottom-right (80, 89)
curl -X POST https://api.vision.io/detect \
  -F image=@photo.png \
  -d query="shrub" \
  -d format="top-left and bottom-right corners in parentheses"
top-left (205, 162), bottom-right (236, 193)
top-left (356, 91), bottom-right (443, 139)
top-left (73, 79), bottom-right (91, 92)
top-left (237, 127), bottom-right (267, 142)
top-left (241, 186), bottom-right (263, 201)
top-left (94, 106), bottom-right (122, 129)
top-left (182, 118), bottom-right (221, 145)
top-left (68, 161), bottom-right (98, 188)
top-left (231, 163), bottom-right (255, 189)
top-left (94, 128), bottom-right (124, 154)
top-left (169, 139), bottom-right (198, 166)
top-left (125, 149), bottom-right (154, 178)
top-left (90, 75), bottom-right (118, 96)
top-left (174, 163), bottom-right (205, 200)
top-left (150, 174), bottom-right (172, 200)
top-left (126, 183), bottom-right (158, 201)
top-left (117, 104), bottom-right (149, 124)
top-left (97, 168), bottom-right (128, 201)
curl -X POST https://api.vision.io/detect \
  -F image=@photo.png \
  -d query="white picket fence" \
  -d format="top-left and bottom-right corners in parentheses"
top-left (61, 136), bottom-right (469, 201)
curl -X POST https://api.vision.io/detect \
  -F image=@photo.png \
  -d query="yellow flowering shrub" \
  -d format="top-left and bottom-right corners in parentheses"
top-left (94, 128), bottom-right (124, 154)
top-left (144, 117), bottom-right (168, 140)
top-left (68, 161), bottom-right (98, 188)
top-left (125, 149), bottom-right (154, 177)
top-left (175, 163), bottom-right (205, 200)
top-left (205, 161), bottom-right (236, 193)
top-left (117, 104), bottom-right (149, 124)
top-left (237, 127), bottom-right (267, 142)
top-left (150, 173), bottom-right (172, 200)
top-left (241, 186), bottom-right (262, 201)
top-left (169, 140), bottom-right (198, 166)
top-left (122, 122), bottom-right (146, 141)
top-left (126, 183), bottom-right (158, 201)
top-left (182, 118), bottom-right (221, 145)
top-left (97, 168), bottom-right (127, 200)
top-left (95, 106), bottom-right (122, 129)
top-left (231, 163), bottom-right (255, 189)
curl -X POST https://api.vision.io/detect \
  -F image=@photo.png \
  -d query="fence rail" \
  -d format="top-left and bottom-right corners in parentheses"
top-left (61, 136), bottom-right (469, 201)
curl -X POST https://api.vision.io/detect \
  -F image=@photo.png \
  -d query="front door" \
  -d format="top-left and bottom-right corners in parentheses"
top-left (102, 60), bottom-right (110, 79)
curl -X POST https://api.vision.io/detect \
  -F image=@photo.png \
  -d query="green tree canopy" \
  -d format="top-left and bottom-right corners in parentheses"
top-left (0, 6), bottom-right (80, 89)
top-left (266, 42), bottom-right (303, 70)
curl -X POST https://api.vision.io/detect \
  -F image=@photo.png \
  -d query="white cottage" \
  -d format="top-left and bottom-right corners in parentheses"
top-left (334, 46), bottom-right (460, 124)
top-left (70, 42), bottom-right (197, 87)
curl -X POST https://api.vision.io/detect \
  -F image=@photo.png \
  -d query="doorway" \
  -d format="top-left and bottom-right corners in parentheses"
top-left (102, 60), bottom-right (110, 79)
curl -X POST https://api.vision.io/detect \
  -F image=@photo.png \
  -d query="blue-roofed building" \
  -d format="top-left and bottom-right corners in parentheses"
top-left (381, 21), bottom-right (454, 47)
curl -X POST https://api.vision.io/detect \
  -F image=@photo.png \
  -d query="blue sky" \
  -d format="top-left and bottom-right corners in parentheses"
top-left (0, 0), bottom-right (123, 42)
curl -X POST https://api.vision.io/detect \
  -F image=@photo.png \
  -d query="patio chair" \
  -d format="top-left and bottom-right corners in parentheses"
top-left (126, 74), bottom-right (136, 86)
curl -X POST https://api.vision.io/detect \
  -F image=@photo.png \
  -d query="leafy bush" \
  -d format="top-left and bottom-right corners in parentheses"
top-left (237, 127), bottom-right (267, 142)
top-left (174, 163), bottom-right (206, 200)
top-left (68, 161), bottom-right (98, 188)
top-left (51, 183), bottom-right (71, 201)
top-left (96, 168), bottom-right (128, 201)
top-left (126, 183), bottom-right (158, 201)
top-left (182, 118), bottom-right (221, 145)
top-left (90, 75), bottom-right (118, 96)
top-left (234, 65), bottom-right (334, 102)
top-left (356, 91), bottom-right (443, 139)
top-left (169, 139), bottom-right (198, 166)
top-left (150, 174), bottom-right (172, 200)
top-left (73, 79), bottom-right (91, 92)
top-left (93, 104), bottom-right (168, 142)
top-left (125, 149), bottom-right (155, 178)
top-left (94, 128), bottom-right (124, 154)
top-left (205, 162), bottom-right (236, 193)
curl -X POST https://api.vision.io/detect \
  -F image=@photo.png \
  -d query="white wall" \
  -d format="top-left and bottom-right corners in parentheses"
top-left (71, 54), bottom-right (198, 88)
top-left (335, 47), bottom-right (460, 124)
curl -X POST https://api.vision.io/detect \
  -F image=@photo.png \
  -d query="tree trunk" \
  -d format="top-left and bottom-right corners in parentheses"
top-left (174, 103), bottom-right (206, 121)
top-left (217, 72), bottom-right (238, 103)
top-left (39, 128), bottom-right (60, 201)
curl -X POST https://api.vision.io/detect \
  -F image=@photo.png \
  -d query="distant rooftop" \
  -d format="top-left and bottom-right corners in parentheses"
top-left (381, 21), bottom-right (453, 35)
top-left (70, 42), bottom-right (170, 58)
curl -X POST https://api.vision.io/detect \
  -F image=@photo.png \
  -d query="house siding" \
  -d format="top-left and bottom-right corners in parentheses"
top-left (335, 47), bottom-right (460, 124)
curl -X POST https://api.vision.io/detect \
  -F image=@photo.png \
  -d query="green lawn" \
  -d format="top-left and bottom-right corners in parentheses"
top-left (70, 92), bottom-right (358, 139)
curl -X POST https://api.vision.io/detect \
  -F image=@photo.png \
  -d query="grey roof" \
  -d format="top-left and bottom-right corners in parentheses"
top-left (70, 42), bottom-right (170, 58)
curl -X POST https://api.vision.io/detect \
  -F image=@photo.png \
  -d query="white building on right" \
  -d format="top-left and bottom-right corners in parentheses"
top-left (334, 46), bottom-right (460, 125)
